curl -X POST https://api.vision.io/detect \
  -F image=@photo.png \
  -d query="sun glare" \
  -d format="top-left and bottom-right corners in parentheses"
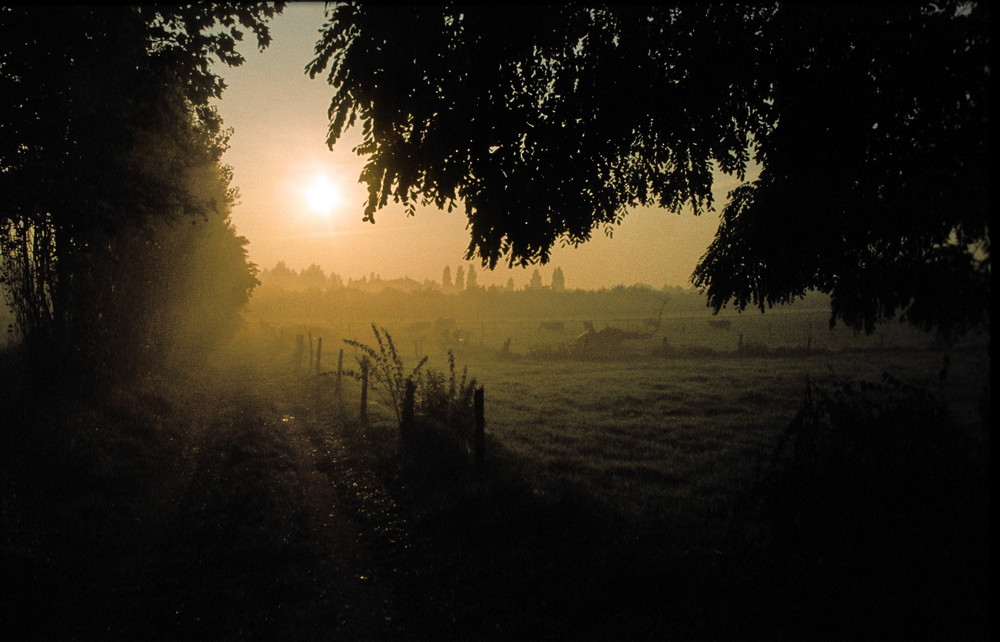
top-left (304, 175), bottom-right (342, 218)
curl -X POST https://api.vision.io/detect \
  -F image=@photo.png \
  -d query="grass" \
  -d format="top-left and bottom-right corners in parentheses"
top-left (1, 311), bottom-right (990, 639)
top-left (302, 326), bottom-right (989, 638)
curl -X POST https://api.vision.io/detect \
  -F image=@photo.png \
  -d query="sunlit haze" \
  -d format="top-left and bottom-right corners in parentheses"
top-left (211, 3), bottom-right (734, 290)
top-left (303, 174), bottom-right (342, 219)
top-left (4, 5), bottom-right (989, 639)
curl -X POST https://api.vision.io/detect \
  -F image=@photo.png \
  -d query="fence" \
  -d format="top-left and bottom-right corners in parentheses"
top-left (297, 333), bottom-right (486, 469)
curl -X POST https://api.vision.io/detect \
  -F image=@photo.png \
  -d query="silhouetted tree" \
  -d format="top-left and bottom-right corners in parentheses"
top-left (528, 269), bottom-right (543, 290)
top-left (154, 158), bottom-right (258, 361)
top-left (442, 265), bottom-right (452, 291)
top-left (302, 264), bottom-right (328, 290)
top-left (455, 265), bottom-right (465, 291)
top-left (0, 4), bottom-right (281, 379)
top-left (266, 261), bottom-right (296, 290)
top-left (466, 264), bottom-right (478, 290)
top-left (552, 267), bottom-right (566, 292)
top-left (308, 3), bottom-right (988, 337)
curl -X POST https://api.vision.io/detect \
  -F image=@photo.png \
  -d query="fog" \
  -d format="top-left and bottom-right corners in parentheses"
top-left (2, 4), bottom-right (989, 640)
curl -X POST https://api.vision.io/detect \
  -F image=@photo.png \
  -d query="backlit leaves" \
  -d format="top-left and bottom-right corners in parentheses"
top-left (310, 2), bottom-right (988, 337)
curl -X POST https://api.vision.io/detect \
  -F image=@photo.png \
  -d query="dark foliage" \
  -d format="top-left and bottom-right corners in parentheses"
top-left (0, 4), bottom-right (281, 383)
top-left (308, 3), bottom-right (989, 337)
top-left (737, 372), bottom-right (990, 638)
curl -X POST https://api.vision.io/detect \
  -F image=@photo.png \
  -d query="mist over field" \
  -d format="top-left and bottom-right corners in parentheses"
top-left (2, 4), bottom-right (990, 640)
top-left (2, 265), bottom-right (991, 640)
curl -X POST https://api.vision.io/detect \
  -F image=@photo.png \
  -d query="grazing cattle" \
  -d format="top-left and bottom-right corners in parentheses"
top-left (540, 321), bottom-right (565, 331)
top-left (707, 319), bottom-right (732, 330)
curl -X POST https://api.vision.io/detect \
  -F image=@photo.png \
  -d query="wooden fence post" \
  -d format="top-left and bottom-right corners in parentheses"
top-left (308, 332), bottom-right (314, 371)
top-left (474, 386), bottom-right (485, 470)
top-left (315, 337), bottom-right (323, 374)
top-left (336, 348), bottom-right (344, 390)
top-left (360, 358), bottom-right (369, 423)
top-left (401, 378), bottom-right (415, 444)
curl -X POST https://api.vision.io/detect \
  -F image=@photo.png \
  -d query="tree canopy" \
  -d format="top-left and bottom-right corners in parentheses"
top-left (308, 2), bottom-right (989, 337)
top-left (1, 4), bottom-right (282, 380)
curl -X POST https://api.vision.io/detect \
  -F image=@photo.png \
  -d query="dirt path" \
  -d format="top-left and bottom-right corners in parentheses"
top-left (0, 359), bottom-right (418, 639)
top-left (136, 368), bottom-right (410, 639)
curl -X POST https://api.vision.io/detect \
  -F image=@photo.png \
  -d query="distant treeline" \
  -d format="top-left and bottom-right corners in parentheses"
top-left (249, 264), bottom-right (831, 324)
top-left (259, 261), bottom-right (565, 294)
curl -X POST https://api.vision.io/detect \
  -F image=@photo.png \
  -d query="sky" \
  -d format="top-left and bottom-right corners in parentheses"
top-left (210, 2), bottom-right (736, 290)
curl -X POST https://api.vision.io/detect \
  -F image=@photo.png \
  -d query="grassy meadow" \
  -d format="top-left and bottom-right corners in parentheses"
top-left (260, 303), bottom-right (988, 541)
top-left (2, 286), bottom-right (990, 639)
top-left (241, 289), bottom-right (988, 638)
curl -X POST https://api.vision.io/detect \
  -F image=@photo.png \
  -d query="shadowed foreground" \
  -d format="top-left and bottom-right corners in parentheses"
top-left (0, 341), bottom-right (990, 640)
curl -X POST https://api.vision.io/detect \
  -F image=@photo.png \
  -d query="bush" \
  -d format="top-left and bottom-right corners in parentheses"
top-left (736, 370), bottom-right (989, 637)
top-left (344, 325), bottom-right (480, 466)
top-left (344, 323), bottom-right (428, 425)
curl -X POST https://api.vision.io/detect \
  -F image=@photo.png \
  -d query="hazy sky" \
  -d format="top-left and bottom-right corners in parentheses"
top-left (210, 2), bottom-right (736, 290)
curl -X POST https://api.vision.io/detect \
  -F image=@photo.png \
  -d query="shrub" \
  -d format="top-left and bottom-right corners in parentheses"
top-left (344, 325), bottom-right (479, 461)
top-left (343, 323), bottom-right (428, 425)
top-left (412, 350), bottom-right (479, 451)
top-left (736, 370), bottom-right (989, 637)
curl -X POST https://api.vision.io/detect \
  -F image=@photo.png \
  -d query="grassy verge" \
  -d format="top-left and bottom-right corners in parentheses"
top-left (0, 348), bottom-right (397, 639)
top-left (2, 334), bottom-right (989, 639)
top-left (307, 340), bottom-right (990, 639)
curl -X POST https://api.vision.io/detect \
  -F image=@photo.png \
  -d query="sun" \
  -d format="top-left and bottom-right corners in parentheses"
top-left (304, 175), bottom-right (342, 218)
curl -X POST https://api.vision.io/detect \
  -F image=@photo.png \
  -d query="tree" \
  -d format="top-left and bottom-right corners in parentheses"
top-left (267, 261), bottom-right (296, 290)
top-left (466, 263), bottom-right (478, 290)
top-left (442, 265), bottom-right (452, 291)
top-left (154, 159), bottom-right (259, 362)
top-left (551, 267), bottom-right (566, 292)
top-left (1, 4), bottom-right (281, 379)
top-left (454, 265), bottom-right (466, 291)
top-left (528, 269), bottom-right (542, 290)
top-left (308, 3), bottom-right (989, 337)
top-left (301, 264), bottom-right (328, 290)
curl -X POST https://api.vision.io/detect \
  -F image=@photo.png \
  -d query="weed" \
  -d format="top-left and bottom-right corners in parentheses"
top-left (343, 324), bottom-right (428, 424)
top-left (343, 326), bottom-right (480, 461)
top-left (415, 350), bottom-right (477, 423)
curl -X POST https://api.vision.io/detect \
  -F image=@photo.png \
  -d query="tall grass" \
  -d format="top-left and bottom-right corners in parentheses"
top-left (342, 325), bottom-right (480, 454)
top-left (343, 324), bottom-right (428, 424)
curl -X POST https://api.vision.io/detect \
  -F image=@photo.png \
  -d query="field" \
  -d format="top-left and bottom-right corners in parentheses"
top-left (242, 295), bottom-right (989, 638)
top-left (2, 291), bottom-right (990, 639)
top-left (257, 304), bottom-right (988, 540)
